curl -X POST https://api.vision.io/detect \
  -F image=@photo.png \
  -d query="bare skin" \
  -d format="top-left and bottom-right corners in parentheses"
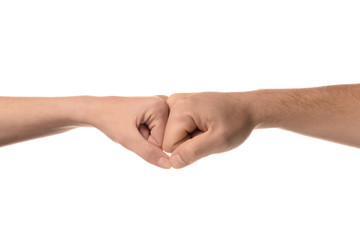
top-left (0, 96), bottom-right (171, 169)
top-left (1, 84), bottom-right (359, 169)
top-left (163, 84), bottom-right (360, 168)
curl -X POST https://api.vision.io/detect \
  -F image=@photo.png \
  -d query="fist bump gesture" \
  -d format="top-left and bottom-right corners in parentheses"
top-left (1, 84), bottom-right (358, 169)
top-left (91, 93), bottom-right (256, 169)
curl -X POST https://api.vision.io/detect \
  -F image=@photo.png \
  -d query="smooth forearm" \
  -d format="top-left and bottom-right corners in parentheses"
top-left (0, 95), bottom-right (171, 168)
top-left (0, 96), bottom-right (94, 146)
top-left (245, 84), bottom-right (360, 147)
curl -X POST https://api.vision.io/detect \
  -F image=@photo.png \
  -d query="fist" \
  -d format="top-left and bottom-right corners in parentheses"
top-left (89, 96), bottom-right (171, 169)
top-left (163, 92), bottom-right (256, 169)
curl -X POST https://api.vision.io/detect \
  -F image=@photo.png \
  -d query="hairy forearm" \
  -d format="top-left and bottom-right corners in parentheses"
top-left (245, 84), bottom-right (360, 147)
top-left (0, 96), bottom-right (93, 147)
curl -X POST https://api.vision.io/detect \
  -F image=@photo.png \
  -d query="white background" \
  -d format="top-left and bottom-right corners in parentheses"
top-left (0, 0), bottom-right (360, 239)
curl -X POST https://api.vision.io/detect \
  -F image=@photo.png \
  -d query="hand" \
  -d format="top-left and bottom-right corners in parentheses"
top-left (86, 96), bottom-right (171, 169)
top-left (162, 92), bottom-right (256, 168)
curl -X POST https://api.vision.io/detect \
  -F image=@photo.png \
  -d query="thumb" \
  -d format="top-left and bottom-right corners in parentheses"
top-left (169, 131), bottom-right (218, 169)
top-left (122, 127), bottom-right (171, 169)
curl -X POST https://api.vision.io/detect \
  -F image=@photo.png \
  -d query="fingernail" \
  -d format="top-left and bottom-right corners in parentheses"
top-left (171, 155), bottom-right (187, 169)
top-left (157, 157), bottom-right (171, 169)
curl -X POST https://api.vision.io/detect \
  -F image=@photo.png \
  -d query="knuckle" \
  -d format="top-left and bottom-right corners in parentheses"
top-left (170, 98), bottom-right (193, 114)
top-left (176, 96), bottom-right (192, 106)
top-left (168, 93), bottom-right (184, 100)
top-left (149, 97), bottom-right (169, 114)
top-left (168, 93), bottom-right (192, 108)
top-left (167, 94), bottom-right (180, 107)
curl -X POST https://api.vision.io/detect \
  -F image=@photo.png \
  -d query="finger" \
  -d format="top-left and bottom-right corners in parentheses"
top-left (138, 124), bottom-right (150, 139)
top-left (148, 119), bottom-right (166, 147)
top-left (156, 95), bottom-right (168, 101)
top-left (169, 131), bottom-right (218, 169)
top-left (123, 128), bottom-right (171, 169)
top-left (166, 93), bottom-right (189, 109)
top-left (162, 112), bottom-right (197, 153)
top-left (146, 102), bottom-right (169, 147)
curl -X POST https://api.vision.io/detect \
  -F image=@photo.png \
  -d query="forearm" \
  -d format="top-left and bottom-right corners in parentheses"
top-left (0, 96), bottom-right (93, 147)
top-left (246, 84), bottom-right (360, 147)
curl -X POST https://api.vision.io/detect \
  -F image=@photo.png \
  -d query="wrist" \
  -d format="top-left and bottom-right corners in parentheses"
top-left (231, 90), bottom-right (282, 129)
top-left (61, 96), bottom-right (101, 127)
top-left (248, 90), bottom-right (275, 129)
top-left (68, 96), bottom-right (128, 128)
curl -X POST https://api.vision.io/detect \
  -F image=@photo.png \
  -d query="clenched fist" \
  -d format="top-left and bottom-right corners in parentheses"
top-left (162, 92), bottom-right (256, 168)
top-left (87, 96), bottom-right (171, 169)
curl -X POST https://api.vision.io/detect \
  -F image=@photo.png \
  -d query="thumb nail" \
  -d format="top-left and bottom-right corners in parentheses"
top-left (171, 154), bottom-right (187, 169)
